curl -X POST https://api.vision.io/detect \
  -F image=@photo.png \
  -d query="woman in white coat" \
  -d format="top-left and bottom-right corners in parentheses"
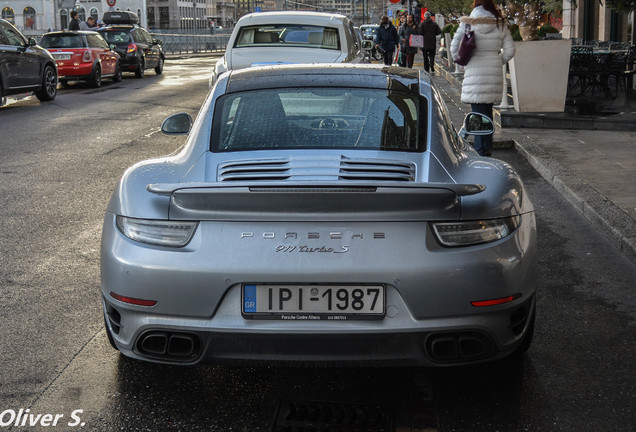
top-left (451, 0), bottom-right (515, 156)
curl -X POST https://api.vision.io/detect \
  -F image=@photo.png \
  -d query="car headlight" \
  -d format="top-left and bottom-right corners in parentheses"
top-left (116, 216), bottom-right (198, 247)
top-left (431, 216), bottom-right (520, 247)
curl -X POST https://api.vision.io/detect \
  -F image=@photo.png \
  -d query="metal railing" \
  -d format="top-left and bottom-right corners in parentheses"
top-left (152, 32), bottom-right (230, 55)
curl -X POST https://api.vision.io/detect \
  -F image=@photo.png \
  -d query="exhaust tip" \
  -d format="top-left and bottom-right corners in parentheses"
top-left (136, 331), bottom-right (201, 362)
top-left (426, 332), bottom-right (494, 363)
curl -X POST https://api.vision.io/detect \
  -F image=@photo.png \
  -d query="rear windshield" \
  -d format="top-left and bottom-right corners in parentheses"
top-left (97, 30), bottom-right (131, 44)
top-left (40, 34), bottom-right (87, 48)
top-left (212, 88), bottom-right (426, 152)
top-left (234, 25), bottom-right (340, 50)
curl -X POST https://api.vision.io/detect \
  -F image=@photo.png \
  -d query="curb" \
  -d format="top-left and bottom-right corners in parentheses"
top-left (437, 63), bottom-right (636, 266)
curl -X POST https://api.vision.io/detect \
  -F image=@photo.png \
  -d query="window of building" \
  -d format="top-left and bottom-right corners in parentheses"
top-left (73, 5), bottom-right (86, 22)
top-left (159, 7), bottom-right (169, 29)
top-left (60, 9), bottom-right (69, 30)
top-left (23, 7), bottom-right (36, 29)
top-left (90, 8), bottom-right (99, 20)
top-left (147, 7), bottom-right (155, 28)
top-left (1, 7), bottom-right (15, 24)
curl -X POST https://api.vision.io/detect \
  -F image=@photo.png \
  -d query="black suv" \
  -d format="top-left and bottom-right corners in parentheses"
top-left (0, 18), bottom-right (57, 105)
top-left (97, 11), bottom-right (164, 78)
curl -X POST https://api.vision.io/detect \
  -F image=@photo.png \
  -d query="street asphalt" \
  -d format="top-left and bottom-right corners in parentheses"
top-left (426, 57), bottom-right (636, 266)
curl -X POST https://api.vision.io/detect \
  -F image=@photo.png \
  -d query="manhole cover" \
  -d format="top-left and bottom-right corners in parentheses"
top-left (269, 400), bottom-right (393, 432)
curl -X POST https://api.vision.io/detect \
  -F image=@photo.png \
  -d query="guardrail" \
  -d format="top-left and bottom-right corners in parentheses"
top-left (152, 33), bottom-right (229, 55)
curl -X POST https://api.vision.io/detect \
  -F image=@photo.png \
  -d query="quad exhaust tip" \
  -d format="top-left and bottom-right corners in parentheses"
top-left (136, 331), bottom-right (201, 361)
top-left (426, 332), bottom-right (494, 362)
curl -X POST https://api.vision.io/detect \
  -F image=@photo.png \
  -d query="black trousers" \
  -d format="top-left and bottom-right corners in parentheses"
top-left (383, 49), bottom-right (394, 66)
top-left (422, 48), bottom-right (436, 72)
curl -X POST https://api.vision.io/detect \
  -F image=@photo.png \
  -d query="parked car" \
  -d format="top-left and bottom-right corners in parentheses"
top-left (210, 11), bottom-right (365, 86)
top-left (97, 11), bottom-right (164, 78)
top-left (39, 31), bottom-right (121, 87)
top-left (0, 18), bottom-right (57, 105)
top-left (101, 64), bottom-right (537, 367)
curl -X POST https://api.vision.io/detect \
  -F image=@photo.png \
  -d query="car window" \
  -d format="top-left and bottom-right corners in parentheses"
top-left (87, 33), bottom-right (108, 49)
top-left (40, 34), bottom-right (87, 48)
top-left (98, 30), bottom-right (131, 44)
top-left (1, 24), bottom-right (26, 47)
top-left (0, 29), bottom-right (9, 45)
top-left (139, 28), bottom-right (153, 44)
top-left (235, 25), bottom-right (340, 50)
top-left (212, 88), bottom-right (425, 152)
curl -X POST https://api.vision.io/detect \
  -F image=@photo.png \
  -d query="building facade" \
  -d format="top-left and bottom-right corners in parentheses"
top-left (562, 0), bottom-right (634, 44)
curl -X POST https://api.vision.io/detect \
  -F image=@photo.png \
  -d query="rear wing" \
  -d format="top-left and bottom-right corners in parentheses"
top-left (146, 182), bottom-right (485, 221)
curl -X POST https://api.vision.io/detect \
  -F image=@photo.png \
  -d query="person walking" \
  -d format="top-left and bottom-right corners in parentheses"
top-left (450, 0), bottom-right (515, 156)
top-left (398, 15), bottom-right (419, 68)
top-left (68, 11), bottom-right (80, 31)
top-left (418, 11), bottom-right (441, 74)
top-left (374, 15), bottom-right (400, 66)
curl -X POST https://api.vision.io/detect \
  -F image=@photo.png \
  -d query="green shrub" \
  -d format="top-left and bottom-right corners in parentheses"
top-left (442, 24), bottom-right (454, 34)
top-left (537, 23), bottom-right (559, 38)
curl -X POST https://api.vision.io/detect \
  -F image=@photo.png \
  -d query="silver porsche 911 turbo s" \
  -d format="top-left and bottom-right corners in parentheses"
top-left (101, 64), bottom-right (537, 367)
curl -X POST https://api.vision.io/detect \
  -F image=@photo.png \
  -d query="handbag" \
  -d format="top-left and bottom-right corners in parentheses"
top-left (453, 24), bottom-right (475, 66)
top-left (398, 51), bottom-right (406, 67)
top-left (409, 34), bottom-right (424, 48)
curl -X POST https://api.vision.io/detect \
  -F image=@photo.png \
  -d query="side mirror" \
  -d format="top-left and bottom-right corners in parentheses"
top-left (153, 38), bottom-right (162, 45)
top-left (109, 43), bottom-right (117, 51)
top-left (458, 112), bottom-right (495, 139)
top-left (28, 37), bottom-right (38, 47)
top-left (361, 40), bottom-right (373, 50)
top-left (161, 113), bottom-right (193, 135)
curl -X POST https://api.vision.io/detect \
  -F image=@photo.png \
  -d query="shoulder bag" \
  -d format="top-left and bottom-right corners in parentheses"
top-left (453, 24), bottom-right (475, 66)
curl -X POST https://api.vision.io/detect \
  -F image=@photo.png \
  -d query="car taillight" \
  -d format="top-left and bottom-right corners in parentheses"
top-left (431, 216), bottom-right (520, 247)
top-left (116, 216), bottom-right (198, 247)
top-left (127, 43), bottom-right (138, 53)
top-left (82, 50), bottom-right (92, 62)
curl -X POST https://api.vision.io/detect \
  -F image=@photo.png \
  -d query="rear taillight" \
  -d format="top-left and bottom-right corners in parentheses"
top-left (82, 50), bottom-right (92, 62)
top-left (127, 43), bottom-right (138, 53)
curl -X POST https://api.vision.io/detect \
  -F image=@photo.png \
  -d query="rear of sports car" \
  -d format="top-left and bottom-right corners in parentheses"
top-left (101, 65), bottom-right (537, 366)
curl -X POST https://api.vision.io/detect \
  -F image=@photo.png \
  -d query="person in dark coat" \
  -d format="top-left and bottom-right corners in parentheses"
top-left (68, 11), bottom-right (80, 31)
top-left (374, 15), bottom-right (400, 66)
top-left (398, 14), bottom-right (419, 68)
top-left (418, 11), bottom-right (441, 74)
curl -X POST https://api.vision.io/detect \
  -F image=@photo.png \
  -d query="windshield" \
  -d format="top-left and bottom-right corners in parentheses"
top-left (234, 24), bottom-right (340, 50)
top-left (212, 88), bottom-right (425, 152)
top-left (97, 30), bottom-right (131, 44)
top-left (40, 34), bottom-right (87, 48)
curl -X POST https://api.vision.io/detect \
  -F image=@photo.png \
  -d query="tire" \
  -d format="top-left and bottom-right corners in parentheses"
top-left (91, 64), bottom-right (102, 88)
top-left (135, 58), bottom-right (145, 78)
top-left (154, 57), bottom-right (164, 75)
top-left (35, 64), bottom-right (58, 101)
top-left (113, 62), bottom-right (123, 82)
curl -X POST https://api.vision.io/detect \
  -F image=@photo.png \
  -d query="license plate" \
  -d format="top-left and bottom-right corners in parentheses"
top-left (242, 284), bottom-right (385, 320)
top-left (53, 54), bottom-right (71, 60)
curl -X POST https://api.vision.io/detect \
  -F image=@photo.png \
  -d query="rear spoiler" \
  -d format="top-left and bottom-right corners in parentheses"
top-left (146, 182), bottom-right (485, 222)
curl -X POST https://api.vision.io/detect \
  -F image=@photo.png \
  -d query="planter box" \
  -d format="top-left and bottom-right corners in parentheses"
top-left (509, 39), bottom-right (572, 112)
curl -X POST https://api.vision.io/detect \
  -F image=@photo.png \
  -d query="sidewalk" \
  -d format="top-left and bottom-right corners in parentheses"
top-left (424, 58), bottom-right (636, 265)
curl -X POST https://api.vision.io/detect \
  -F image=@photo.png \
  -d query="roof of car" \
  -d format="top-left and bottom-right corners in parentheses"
top-left (223, 63), bottom-right (425, 94)
top-left (236, 11), bottom-right (350, 26)
top-left (42, 30), bottom-right (100, 36)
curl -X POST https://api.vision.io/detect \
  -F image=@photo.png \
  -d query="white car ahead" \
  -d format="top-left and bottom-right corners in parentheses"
top-left (210, 11), bottom-right (366, 87)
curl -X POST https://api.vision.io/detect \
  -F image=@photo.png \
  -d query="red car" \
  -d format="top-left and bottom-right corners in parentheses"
top-left (40, 31), bottom-right (122, 87)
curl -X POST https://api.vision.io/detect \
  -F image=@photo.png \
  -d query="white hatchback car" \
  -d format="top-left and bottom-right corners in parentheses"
top-left (210, 11), bottom-right (366, 86)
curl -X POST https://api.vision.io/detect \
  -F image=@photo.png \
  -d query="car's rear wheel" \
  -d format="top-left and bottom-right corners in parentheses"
top-left (35, 65), bottom-right (58, 101)
top-left (91, 64), bottom-right (102, 88)
top-left (154, 57), bottom-right (164, 75)
top-left (135, 58), bottom-right (145, 78)
top-left (113, 62), bottom-right (123, 82)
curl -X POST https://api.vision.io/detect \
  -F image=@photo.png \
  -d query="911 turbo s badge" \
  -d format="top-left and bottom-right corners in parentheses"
top-left (240, 231), bottom-right (387, 255)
